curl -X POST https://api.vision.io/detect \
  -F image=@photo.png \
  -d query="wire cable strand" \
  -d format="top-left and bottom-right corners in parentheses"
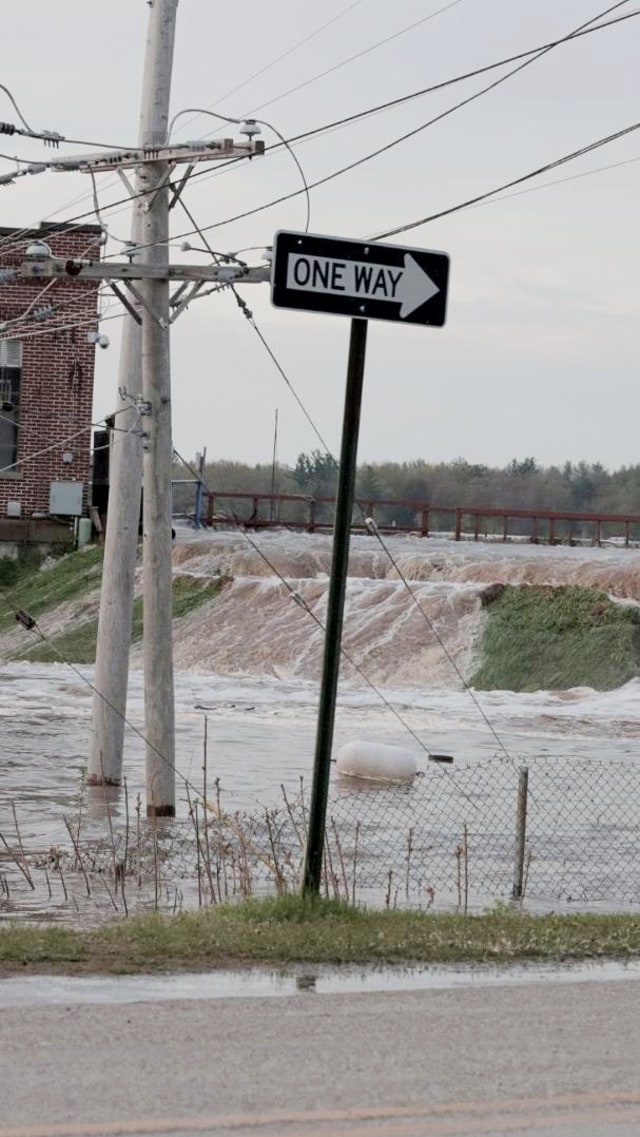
top-left (0, 82), bottom-right (35, 133)
top-left (364, 518), bottom-right (518, 770)
top-left (168, 108), bottom-right (312, 234)
top-left (229, 285), bottom-right (332, 454)
top-left (107, 2), bottom-right (639, 261)
top-left (239, 0), bottom-right (469, 119)
top-left (214, 276), bottom-right (515, 766)
top-left (1, 6), bottom-right (637, 264)
top-left (171, 450), bottom-right (442, 761)
top-left (180, 0), bottom-right (367, 130)
top-left (285, 7), bottom-right (640, 149)
top-left (373, 118), bottom-right (640, 239)
top-left (0, 404), bottom-right (134, 477)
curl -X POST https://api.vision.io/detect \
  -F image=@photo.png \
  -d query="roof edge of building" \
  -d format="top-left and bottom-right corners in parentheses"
top-left (0, 221), bottom-right (103, 238)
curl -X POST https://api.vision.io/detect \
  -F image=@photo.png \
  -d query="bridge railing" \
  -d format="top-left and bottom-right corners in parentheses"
top-left (198, 491), bottom-right (640, 546)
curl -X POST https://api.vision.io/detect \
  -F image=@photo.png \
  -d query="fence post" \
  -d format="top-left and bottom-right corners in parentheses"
top-left (420, 508), bottom-right (429, 538)
top-left (512, 766), bottom-right (529, 901)
top-left (454, 508), bottom-right (462, 541)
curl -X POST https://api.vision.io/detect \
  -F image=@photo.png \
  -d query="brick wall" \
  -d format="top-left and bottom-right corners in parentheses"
top-left (0, 222), bottom-right (102, 518)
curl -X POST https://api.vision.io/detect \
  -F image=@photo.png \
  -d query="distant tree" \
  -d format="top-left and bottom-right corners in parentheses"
top-left (357, 464), bottom-right (385, 501)
top-left (293, 450), bottom-right (338, 495)
top-left (506, 457), bottom-right (538, 478)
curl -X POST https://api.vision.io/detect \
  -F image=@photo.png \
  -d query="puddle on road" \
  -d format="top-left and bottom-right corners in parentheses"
top-left (3, 960), bottom-right (640, 1008)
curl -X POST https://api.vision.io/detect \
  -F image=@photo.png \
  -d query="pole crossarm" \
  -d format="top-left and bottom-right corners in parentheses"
top-left (49, 139), bottom-right (264, 173)
top-left (19, 260), bottom-right (271, 284)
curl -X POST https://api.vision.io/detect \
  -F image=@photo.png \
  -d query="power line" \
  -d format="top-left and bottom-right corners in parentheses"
top-left (9, 614), bottom-right (203, 807)
top-left (373, 119), bottom-right (640, 239)
top-left (239, 0), bottom-right (469, 119)
top-left (0, 5), bottom-right (636, 263)
top-left (229, 285), bottom-right (332, 454)
top-left (0, 82), bottom-right (34, 132)
top-left (0, 405), bottom-right (132, 477)
top-left (0, 304), bottom-right (121, 347)
top-left (364, 518), bottom-right (517, 769)
top-left (221, 296), bottom-right (515, 765)
top-left (167, 109), bottom-right (312, 234)
top-left (109, 2), bottom-right (640, 255)
top-left (461, 152), bottom-right (640, 212)
top-left (174, 0), bottom-right (367, 134)
top-left (2, 129), bottom-right (636, 359)
top-left (170, 447), bottom-right (439, 762)
top-left (287, 7), bottom-right (640, 148)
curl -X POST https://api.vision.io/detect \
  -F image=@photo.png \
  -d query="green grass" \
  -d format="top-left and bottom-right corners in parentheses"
top-left (4, 897), bottom-right (640, 974)
top-left (471, 584), bottom-right (640, 692)
top-left (12, 571), bottom-right (226, 664)
top-left (0, 546), bottom-right (104, 633)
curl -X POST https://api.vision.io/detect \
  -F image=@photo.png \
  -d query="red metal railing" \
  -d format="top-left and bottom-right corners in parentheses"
top-left (202, 491), bottom-right (640, 546)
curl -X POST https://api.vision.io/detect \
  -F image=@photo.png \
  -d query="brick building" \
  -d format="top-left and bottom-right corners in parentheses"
top-left (0, 222), bottom-right (102, 547)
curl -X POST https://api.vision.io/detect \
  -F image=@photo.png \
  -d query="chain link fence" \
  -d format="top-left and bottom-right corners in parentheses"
top-left (3, 755), bottom-right (640, 921)
top-left (329, 755), bottom-right (640, 910)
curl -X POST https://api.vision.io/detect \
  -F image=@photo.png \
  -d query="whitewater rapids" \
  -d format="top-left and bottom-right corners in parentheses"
top-left (167, 528), bottom-right (640, 688)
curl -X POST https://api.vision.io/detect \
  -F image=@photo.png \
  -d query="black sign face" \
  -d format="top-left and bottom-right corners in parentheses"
top-left (271, 231), bottom-right (449, 326)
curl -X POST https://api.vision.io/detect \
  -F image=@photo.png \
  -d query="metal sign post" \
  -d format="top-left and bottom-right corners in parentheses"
top-left (301, 317), bottom-right (368, 895)
top-left (271, 230), bottom-right (450, 896)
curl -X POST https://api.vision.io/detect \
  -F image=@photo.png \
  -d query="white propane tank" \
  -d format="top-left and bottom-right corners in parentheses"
top-left (336, 741), bottom-right (417, 783)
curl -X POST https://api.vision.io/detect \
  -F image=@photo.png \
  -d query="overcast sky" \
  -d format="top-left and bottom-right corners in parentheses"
top-left (2, 0), bottom-right (639, 470)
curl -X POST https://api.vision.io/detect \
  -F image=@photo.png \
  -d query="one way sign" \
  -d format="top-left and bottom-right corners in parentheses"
top-left (271, 231), bottom-right (449, 327)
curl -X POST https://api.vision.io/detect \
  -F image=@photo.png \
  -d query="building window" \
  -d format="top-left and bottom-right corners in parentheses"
top-left (0, 339), bottom-right (22, 471)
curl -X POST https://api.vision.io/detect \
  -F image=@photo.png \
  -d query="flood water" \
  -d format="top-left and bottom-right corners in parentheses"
top-left (3, 959), bottom-right (640, 1008)
top-left (2, 531), bottom-right (640, 922)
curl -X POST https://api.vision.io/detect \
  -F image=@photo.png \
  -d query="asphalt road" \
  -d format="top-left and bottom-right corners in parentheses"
top-left (2, 974), bottom-right (640, 1136)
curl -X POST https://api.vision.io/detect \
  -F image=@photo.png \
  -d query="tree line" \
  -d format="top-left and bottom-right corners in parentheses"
top-left (172, 452), bottom-right (640, 532)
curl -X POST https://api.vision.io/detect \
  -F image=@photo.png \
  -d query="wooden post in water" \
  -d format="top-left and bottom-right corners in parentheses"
top-left (512, 766), bottom-right (529, 901)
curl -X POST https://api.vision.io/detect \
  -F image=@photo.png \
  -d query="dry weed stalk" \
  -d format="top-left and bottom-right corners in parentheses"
top-left (324, 833), bottom-right (340, 900)
top-left (265, 809), bottom-right (286, 894)
top-left (215, 779), bottom-right (229, 900)
top-left (520, 847), bottom-right (534, 907)
top-left (385, 868), bottom-right (394, 910)
top-left (121, 778), bottom-right (130, 917)
top-left (135, 794), bottom-right (142, 888)
top-left (57, 864), bottom-right (68, 902)
top-left (331, 818), bottom-right (350, 902)
top-left (455, 824), bottom-right (470, 915)
top-left (62, 817), bottom-right (91, 897)
top-left (0, 828), bottom-right (34, 890)
top-left (194, 800), bottom-right (203, 908)
top-left (186, 783), bottom-right (215, 905)
top-left (201, 719), bottom-right (218, 904)
top-left (405, 827), bottom-right (414, 901)
top-left (281, 784), bottom-right (305, 852)
top-left (152, 819), bottom-right (159, 910)
top-left (351, 820), bottom-right (360, 908)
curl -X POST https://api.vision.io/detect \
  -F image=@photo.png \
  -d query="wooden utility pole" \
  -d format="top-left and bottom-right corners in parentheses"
top-left (87, 317), bottom-right (143, 788)
top-left (137, 0), bottom-right (179, 817)
top-left (43, 0), bottom-right (267, 810)
top-left (88, 1), bottom-right (178, 790)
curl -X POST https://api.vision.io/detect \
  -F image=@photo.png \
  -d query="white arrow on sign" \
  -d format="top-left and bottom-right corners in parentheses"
top-left (286, 251), bottom-right (439, 319)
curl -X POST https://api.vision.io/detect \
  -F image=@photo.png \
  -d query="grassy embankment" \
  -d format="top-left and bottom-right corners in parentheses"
top-left (472, 584), bottom-right (640, 692)
top-left (3, 897), bottom-right (640, 974)
top-left (0, 546), bottom-right (226, 663)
